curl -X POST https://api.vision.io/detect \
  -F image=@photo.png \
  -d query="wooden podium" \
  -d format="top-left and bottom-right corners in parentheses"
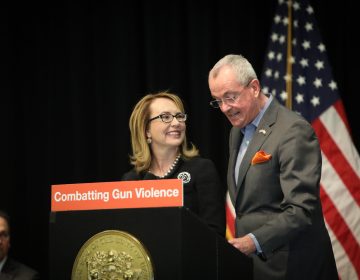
top-left (49, 181), bottom-right (253, 279)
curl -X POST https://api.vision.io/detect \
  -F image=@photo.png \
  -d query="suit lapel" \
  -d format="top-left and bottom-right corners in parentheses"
top-left (234, 99), bottom-right (279, 197)
top-left (227, 127), bottom-right (242, 206)
top-left (235, 124), bottom-right (272, 192)
top-left (2, 258), bottom-right (16, 279)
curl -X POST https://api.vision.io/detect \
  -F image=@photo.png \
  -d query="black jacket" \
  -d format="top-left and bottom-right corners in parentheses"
top-left (0, 258), bottom-right (39, 280)
top-left (122, 156), bottom-right (226, 237)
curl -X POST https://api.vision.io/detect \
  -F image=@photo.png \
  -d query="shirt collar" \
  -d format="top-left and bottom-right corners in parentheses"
top-left (241, 94), bottom-right (273, 133)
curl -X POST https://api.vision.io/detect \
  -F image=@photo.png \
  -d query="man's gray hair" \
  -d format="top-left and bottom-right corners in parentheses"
top-left (209, 54), bottom-right (258, 86)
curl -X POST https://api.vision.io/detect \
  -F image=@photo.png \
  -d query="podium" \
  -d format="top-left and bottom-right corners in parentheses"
top-left (49, 207), bottom-right (253, 279)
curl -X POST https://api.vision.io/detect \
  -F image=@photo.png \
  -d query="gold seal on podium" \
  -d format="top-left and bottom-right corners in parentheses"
top-left (72, 230), bottom-right (154, 280)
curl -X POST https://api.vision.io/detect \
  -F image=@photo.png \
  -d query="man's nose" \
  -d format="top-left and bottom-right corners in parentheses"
top-left (220, 101), bottom-right (231, 112)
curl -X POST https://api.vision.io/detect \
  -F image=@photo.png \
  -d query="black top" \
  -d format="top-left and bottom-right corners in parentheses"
top-left (122, 156), bottom-right (226, 237)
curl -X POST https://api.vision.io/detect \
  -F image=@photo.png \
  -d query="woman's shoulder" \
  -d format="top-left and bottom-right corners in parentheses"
top-left (180, 156), bottom-right (221, 182)
top-left (182, 156), bottom-right (216, 169)
top-left (121, 169), bottom-right (140, 180)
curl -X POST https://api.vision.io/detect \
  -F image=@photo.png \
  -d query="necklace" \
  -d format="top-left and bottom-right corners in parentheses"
top-left (149, 154), bottom-right (181, 178)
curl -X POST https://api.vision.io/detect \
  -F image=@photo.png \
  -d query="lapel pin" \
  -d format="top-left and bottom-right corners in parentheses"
top-left (259, 129), bottom-right (267, 135)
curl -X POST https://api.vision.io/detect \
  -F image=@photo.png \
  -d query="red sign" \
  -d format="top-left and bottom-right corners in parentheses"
top-left (51, 179), bottom-right (183, 212)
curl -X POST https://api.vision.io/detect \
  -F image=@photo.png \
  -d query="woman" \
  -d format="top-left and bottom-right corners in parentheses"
top-left (122, 91), bottom-right (226, 236)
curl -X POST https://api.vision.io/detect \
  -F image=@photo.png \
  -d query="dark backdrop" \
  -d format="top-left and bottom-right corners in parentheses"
top-left (2, 1), bottom-right (359, 278)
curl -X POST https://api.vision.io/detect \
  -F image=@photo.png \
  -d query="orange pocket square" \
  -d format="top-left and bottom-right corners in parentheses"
top-left (251, 150), bottom-right (272, 165)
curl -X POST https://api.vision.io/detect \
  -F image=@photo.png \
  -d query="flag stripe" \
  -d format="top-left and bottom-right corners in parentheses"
top-left (334, 100), bottom-right (352, 135)
top-left (320, 186), bottom-right (360, 276)
top-left (321, 152), bottom-right (360, 244)
top-left (225, 192), bottom-right (235, 239)
top-left (326, 222), bottom-right (358, 280)
top-left (320, 103), bottom-right (360, 177)
top-left (313, 117), bottom-right (360, 206)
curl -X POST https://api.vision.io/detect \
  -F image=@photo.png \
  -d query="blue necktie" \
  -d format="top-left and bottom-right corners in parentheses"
top-left (235, 124), bottom-right (256, 185)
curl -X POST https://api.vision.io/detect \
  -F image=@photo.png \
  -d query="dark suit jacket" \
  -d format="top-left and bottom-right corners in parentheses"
top-left (0, 258), bottom-right (39, 280)
top-left (228, 99), bottom-right (338, 280)
top-left (122, 156), bottom-right (226, 237)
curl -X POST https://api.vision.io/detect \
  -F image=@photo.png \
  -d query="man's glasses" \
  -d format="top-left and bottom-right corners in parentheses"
top-left (209, 81), bottom-right (251, 108)
top-left (209, 95), bottom-right (240, 108)
top-left (148, 113), bottom-right (187, 124)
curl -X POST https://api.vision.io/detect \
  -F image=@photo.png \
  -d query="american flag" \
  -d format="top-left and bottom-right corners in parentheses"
top-left (226, 0), bottom-right (360, 279)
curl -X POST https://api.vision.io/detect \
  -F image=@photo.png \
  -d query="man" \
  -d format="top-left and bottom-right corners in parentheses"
top-left (0, 210), bottom-right (39, 280)
top-left (208, 54), bottom-right (338, 279)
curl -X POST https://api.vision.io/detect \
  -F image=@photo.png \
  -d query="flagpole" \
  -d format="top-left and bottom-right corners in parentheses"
top-left (286, 0), bottom-right (293, 110)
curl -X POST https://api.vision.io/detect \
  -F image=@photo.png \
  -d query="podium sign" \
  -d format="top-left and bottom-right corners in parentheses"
top-left (51, 179), bottom-right (183, 211)
top-left (49, 179), bottom-right (253, 279)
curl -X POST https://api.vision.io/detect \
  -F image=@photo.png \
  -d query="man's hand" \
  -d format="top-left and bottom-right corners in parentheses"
top-left (228, 235), bottom-right (256, 255)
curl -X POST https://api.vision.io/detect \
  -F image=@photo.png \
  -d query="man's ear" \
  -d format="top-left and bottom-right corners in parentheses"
top-left (250, 79), bottom-right (261, 97)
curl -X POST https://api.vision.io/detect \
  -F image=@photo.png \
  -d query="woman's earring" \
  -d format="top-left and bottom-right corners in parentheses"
top-left (147, 137), bottom-right (152, 144)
